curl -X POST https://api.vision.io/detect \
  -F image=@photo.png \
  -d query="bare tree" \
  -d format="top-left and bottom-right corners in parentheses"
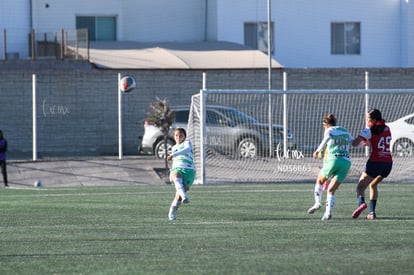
top-left (146, 97), bottom-right (175, 172)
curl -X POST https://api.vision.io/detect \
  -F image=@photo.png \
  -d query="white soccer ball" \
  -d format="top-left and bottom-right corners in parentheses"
top-left (119, 76), bottom-right (136, 93)
top-left (34, 180), bottom-right (42, 187)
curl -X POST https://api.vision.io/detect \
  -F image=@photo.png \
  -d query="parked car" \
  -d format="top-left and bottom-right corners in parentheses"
top-left (387, 113), bottom-right (414, 157)
top-left (139, 105), bottom-right (296, 159)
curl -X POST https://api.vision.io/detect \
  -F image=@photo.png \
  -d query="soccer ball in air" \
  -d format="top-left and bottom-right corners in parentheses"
top-left (119, 76), bottom-right (136, 93)
top-left (34, 180), bottom-right (43, 187)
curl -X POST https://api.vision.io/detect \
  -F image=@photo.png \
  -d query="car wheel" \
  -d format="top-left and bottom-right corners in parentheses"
top-left (393, 138), bottom-right (414, 157)
top-left (238, 138), bottom-right (258, 159)
top-left (155, 139), bottom-right (174, 159)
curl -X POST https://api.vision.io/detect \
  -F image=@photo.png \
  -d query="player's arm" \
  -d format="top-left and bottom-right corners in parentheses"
top-left (171, 141), bottom-right (192, 157)
top-left (352, 136), bottom-right (367, 147)
top-left (352, 128), bottom-right (370, 147)
top-left (313, 135), bottom-right (330, 159)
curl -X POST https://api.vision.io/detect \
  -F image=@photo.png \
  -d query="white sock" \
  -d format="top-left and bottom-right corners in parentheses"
top-left (171, 198), bottom-right (179, 208)
top-left (314, 184), bottom-right (323, 206)
top-left (174, 178), bottom-right (187, 200)
top-left (325, 194), bottom-right (335, 214)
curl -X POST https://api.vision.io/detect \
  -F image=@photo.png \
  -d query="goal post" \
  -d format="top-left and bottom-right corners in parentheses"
top-left (187, 89), bottom-right (414, 184)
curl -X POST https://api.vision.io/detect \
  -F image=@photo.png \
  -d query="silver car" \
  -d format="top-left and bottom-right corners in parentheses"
top-left (387, 113), bottom-right (414, 157)
top-left (138, 105), bottom-right (296, 159)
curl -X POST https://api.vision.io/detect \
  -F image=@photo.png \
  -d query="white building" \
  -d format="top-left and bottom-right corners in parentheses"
top-left (1, 0), bottom-right (413, 68)
top-left (0, 1), bottom-right (31, 59)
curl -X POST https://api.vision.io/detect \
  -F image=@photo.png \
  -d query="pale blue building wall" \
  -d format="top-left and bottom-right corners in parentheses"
top-left (30, 0), bottom-right (205, 42)
top-left (215, 0), bottom-right (412, 68)
top-left (0, 1), bottom-right (31, 58)
top-left (1, 0), bottom-right (413, 67)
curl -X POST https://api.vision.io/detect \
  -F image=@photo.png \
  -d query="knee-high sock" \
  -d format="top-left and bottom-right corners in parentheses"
top-left (171, 198), bottom-right (182, 208)
top-left (174, 177), bottom-right (187, 200)
top-left (314, 184), bottom-right (323, 205)
top-left (325, 194), bottom-right (335, 214)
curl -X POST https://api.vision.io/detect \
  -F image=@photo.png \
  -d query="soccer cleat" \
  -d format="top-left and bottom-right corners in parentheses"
top-left (352, 203), bottom-right (367, 219)
top-left (321, 213), bottom-right (332, 221)
top-left (307, 204), bottom-right (321, 214)
top-left (168, 206), bottom-right (178, 221)
top-left (182, 195), bottom-right (190, 204)
top-left (365, 212), bottom-right (377, 220)
top-left (181, 193), bottom-right (190, 204)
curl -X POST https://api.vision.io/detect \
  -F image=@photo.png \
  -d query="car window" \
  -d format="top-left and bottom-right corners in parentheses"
top-left (174, 110), bottom-right (189, 123)
top-left (405, 116), bottom-right (414, 125)
top-left (218, 108), bottom-right (258, 124)
top-left (206, 111), bottom-right (226, 125)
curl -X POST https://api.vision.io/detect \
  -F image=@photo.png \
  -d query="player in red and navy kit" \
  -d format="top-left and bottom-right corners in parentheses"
top-left (351, 109), bottom-right (393, 220)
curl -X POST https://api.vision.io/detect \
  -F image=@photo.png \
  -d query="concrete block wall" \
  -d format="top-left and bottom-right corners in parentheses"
top-left (1, 60), bottom-right (413, 159)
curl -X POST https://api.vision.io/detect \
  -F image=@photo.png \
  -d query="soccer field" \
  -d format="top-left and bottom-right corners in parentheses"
top-left (0, 183), bottom-right (413, 275)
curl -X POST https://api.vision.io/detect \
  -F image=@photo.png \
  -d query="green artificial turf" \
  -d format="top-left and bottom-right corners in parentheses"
top-left (0, 183), bottom-right (413, 274)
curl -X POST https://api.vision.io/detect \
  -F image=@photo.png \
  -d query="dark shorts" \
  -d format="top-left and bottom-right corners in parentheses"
top-left (365, 160), bottom-right (392, 178)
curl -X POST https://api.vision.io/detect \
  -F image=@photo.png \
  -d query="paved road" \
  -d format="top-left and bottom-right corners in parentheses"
top-left (5, 156), bottom-right (168, 188)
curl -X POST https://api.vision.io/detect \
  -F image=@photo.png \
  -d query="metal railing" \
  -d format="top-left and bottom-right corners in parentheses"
top-left (1, 28), bottom-right (89, 61)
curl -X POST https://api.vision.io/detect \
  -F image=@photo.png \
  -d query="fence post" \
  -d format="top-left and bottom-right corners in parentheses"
top-left (61, 29), bottom-right (64, 60)
top-left (3, 29), bottom-right (6, 61)
top-left (200, 73), bottom-right (207, 184)
top-left (365, 71), bottom-right (370, 157)
top-left (32, 74), bottom-right (37, 161)
top-left (283, 71), bottom-right (288, 158)
top-left (75, 29), bottom-right (79, 59)
top-left (86, 29), bottom-right (90, 60)
top-left (31, 29), bottom-right (35, 60)
top-left (118, 73), bottom-right (123, 160)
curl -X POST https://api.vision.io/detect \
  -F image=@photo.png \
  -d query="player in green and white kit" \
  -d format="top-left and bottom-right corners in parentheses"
top-left (307, 114), bottom-right (353, 220)
top-left (167, 128), bottom-right (195, 221)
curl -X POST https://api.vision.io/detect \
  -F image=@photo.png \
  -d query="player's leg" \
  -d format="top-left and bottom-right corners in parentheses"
top-left (168, 191), bottom-right (182, 221)
top-left (365, 175), bottom-right (383, 220)
top-left (307, 172), bottom-right (326, 214)
top-left (352, 172), bottom-right (371, 218)
top-left (366, 162), bottom-right (392, 220)
top-left (356, 172), bottom-right (371, 198)
top-left (369, 175), bottom-right (383, 200)
top-left (322, 158), bottom-right (350, 221)
top-left (322, 179), bottom-right (330, 191)
top-left (322, 178), bottom-right (341, 220)
top-left (0, 161), bottom-right (7, 187)
top-left (170, 171), bottom-right (189, 203)
top-left (168, 169), bottom-right (194, 220)
top-left (178, 168), bottom-right (194, 204)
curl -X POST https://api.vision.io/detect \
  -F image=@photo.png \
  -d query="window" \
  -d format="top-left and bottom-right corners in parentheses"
top-left (405, 115), bottom-right (414, 125)
top-left (206, 111), bottom-right (224, 125)
top-left (331, 22), bottom-right (360, 55)
top-left (76, 16), bottom-right (116, 41)
top-left (174, 110), bottom-right (189, 123)
top-left (244, 22), bottom-right (274, 54)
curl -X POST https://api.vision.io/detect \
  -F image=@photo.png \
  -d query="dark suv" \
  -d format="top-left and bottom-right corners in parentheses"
top-left (139, 105), bottom-right (296, 159)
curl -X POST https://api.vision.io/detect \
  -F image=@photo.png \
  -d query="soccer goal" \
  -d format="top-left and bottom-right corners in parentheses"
top-left (187, 89), bottom-right (414, 184)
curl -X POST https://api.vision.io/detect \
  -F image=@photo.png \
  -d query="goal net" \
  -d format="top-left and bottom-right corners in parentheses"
top-left (187, 89), bottom-right (414, 184)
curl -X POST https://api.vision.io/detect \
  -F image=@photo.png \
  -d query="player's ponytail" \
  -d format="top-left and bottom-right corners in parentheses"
top-left (369, 109), bottom-right (386, 135)
top-left (322, 114), bottom-right (337, 126)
